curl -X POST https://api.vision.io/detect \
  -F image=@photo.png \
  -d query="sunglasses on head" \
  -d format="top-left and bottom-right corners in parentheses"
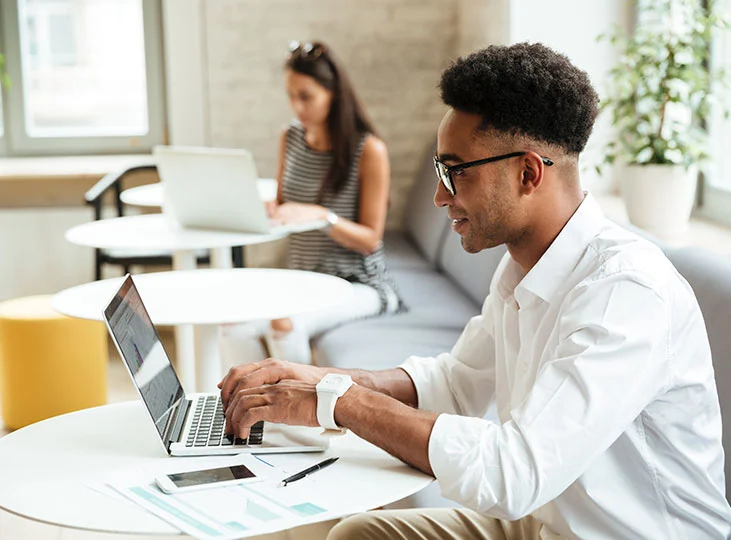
top-left (288, 41), bottom-right (325, 61)
top-left (433, 151), bottom-right (554, 196)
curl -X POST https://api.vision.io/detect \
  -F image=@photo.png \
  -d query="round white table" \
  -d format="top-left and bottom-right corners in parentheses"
top-left (0, 402), bottom-right (433, 537)
top-left (65, 213), bottom-right (311, 271)
top-left (121, 178), bottom-right (278, 208)
top-left (53, 269), bottom-right (353, 392)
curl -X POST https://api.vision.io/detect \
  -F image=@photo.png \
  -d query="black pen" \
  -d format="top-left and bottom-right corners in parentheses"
top-left (280, 457), bottom-right (339, 486)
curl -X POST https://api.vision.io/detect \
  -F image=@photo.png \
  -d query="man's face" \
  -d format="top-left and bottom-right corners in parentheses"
top-left (434, 109), bottom-right (525, 253)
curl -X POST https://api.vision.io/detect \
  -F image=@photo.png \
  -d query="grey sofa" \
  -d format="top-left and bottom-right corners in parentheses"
top-left (313, 143), bottom-right (731, 507)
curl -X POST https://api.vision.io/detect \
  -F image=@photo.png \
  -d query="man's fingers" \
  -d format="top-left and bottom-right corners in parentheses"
top-left (220, 363), bottom-right (265, 406)
top-left (225, 394), bottom-right (270, 438)
top-left (226, 362), bottom-right (291, 403)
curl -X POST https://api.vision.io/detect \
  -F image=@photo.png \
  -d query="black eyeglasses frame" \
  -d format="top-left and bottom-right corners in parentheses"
top-left (433, 151), bottom-right (554, 196)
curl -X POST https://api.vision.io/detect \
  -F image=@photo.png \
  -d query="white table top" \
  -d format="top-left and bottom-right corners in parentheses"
top-left (121, 178), bottom-right (278, 208)
top-left (65, 213), bottom-right (312, 251)
top-left (52, 268), bottom-right (353, 325)
top-left (0, 402), bottom-right (432, 536)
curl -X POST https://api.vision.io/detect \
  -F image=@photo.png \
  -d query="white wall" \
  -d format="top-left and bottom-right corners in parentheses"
top-left (161, 0), bottom-right (209, 146)
top-left (0, 208), bottom-right (94, 301)
top-left (508, 0), bottom-right (632, 193)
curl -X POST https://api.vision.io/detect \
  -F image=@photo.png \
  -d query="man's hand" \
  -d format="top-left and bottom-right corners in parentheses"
top-left (218, 358), bottom-right (325, 409)
top-left (223, 379), bottom-right (319, 439)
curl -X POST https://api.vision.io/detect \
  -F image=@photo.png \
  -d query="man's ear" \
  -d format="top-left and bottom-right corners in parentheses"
top-left (519, 153), bottom-right (545, 194)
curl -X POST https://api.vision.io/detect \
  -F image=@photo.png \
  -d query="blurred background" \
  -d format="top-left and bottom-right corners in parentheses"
top-left (0, 0), bottom-right (729, 302)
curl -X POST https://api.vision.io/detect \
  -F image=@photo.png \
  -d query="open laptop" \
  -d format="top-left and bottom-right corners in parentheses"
top-left (153, 145), bottom-right (325, 234)
top-left (103, 273), bottom-right (330, 456)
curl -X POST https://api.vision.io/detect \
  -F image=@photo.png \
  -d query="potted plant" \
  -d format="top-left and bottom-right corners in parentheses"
top-left (599, 0), bottom-right (730, 239)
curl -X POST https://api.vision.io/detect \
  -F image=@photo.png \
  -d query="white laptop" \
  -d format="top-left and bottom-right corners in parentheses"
top-left (103, 274), bottom-right (330, 456)
top-left (153, 145), bottom-right (325, 235)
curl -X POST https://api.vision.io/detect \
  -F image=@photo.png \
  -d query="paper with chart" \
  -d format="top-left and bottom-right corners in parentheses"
top-left (105, 453), bottom-right (347, 539)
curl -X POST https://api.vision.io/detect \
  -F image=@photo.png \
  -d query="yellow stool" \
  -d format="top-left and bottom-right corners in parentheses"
top-left (0, 295), bottom-right (108, 430)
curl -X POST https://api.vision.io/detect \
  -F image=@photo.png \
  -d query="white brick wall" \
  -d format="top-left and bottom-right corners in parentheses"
top-left (203, 0), bottom-right (459, 229)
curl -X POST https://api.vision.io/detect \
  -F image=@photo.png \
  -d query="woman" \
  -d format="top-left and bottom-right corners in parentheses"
top-left (224, 41), bottom-right (400, 365)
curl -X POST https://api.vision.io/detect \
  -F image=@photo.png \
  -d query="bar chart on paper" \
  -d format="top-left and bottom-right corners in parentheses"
top-left (116, 480), bottom-right (330, 539)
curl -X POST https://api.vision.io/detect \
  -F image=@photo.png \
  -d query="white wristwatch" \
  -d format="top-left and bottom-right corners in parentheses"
top-left (316, 373), bottom-right (354, 431)
top-left (324, 211), bottom-right (339, 231)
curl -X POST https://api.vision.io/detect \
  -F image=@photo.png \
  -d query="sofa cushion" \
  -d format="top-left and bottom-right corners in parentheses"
top-left (402, 142), bottom-right (451, 265)
top-left (390, 268), bottom-right (481, 328)
top-left (313, 318), bottom-right (463, 370)
top-left (665, 246), bottom-right (731, 501)
top-left (438, 229), bottom-right (508, 307)
top-left (383, 231), bottom-right (432, 272)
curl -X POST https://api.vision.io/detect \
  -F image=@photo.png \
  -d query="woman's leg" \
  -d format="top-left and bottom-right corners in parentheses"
top-left (265, 284), bottom-right (382, 364)
top-left (219, 320), bottom-right (269, 369)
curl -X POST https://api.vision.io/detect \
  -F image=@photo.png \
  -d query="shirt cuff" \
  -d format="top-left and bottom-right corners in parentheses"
top-left (399, 355), bottom-right (452, 413)
top-left (428, 413), bottom-right (497, 511)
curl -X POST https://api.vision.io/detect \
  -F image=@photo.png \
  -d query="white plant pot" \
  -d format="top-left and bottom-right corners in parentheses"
top-left (620, 164), bottom-right (697, 239)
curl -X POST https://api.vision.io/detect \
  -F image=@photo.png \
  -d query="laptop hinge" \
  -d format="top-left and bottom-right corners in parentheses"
top-left (165, 398), bottom-right (190, 449)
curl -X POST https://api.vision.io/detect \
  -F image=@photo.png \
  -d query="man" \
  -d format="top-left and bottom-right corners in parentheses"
top-left (219, 42), bottom-right (731, 539)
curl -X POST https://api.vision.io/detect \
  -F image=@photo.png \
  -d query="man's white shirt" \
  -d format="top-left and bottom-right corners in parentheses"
top-left (401, 194), bottom-right (731, 539)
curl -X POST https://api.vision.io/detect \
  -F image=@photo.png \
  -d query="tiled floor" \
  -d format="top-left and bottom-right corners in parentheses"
top-left (0, 332), bottom-right (334, 539)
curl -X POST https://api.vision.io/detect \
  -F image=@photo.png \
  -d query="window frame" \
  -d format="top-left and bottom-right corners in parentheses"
top-left (0, 19), bottom-right (7, 157)
top-left (696, 184), bottom-right (731, 227)
top-left (0, 0), bottom-right (166, 156)
top-left (693, 0), bottom-right (731, 227)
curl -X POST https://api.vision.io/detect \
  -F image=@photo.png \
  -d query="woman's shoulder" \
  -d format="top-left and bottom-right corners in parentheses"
top-left (284, 119), bottom-right (305, 137)
top-left (360, 133), bottom-right (388, 160)
top-left (281, 120), bottom-right (306, 151)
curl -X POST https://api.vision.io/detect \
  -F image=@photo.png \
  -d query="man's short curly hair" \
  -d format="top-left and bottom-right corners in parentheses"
top-left (439, 42), bottom-right (599, 155)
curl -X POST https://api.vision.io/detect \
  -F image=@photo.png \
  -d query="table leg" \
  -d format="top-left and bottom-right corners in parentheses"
top-left (210, 247), bottom-right (233, 269)
top-left (172, 250), bottom-right (197, 391)
top-left (195, 325), bottom-right (222, 392)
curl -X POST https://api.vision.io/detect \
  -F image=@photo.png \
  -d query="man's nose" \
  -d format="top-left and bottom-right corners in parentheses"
top-left (433, 180), bottom-right (450, 208)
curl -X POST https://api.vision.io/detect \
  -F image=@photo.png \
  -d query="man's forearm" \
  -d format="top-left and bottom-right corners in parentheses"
top-left (332, 367), bottom-right (419, 408)
top-left (354, 367), bottom-right (420, 407)
top-left (334, 383), bottom-right (437, 475)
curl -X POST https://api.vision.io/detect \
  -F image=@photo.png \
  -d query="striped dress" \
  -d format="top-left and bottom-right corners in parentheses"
top-left (281, 121), bottom-right (400, 313)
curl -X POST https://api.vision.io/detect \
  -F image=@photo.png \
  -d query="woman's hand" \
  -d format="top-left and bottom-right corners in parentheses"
top-left (274, 202), bottom-right (327, 224)
top-left (264, 200), bottom-right (279, 218)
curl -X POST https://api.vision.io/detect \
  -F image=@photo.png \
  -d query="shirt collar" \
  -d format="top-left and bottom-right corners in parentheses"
top-left (497, 192), bottom-right (606, 307)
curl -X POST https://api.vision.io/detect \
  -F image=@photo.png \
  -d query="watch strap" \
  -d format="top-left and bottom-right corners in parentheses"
top-left (317, 391), bottom-right (340, 431)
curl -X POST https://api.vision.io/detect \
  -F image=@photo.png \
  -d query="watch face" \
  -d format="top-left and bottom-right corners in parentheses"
top-left (318, 374), bottom-right (352, 394)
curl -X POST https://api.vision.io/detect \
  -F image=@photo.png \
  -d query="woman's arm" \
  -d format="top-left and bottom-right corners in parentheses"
top-left (273, 128), bottom-right (288, 208)
top-left (326, 135), bottom-right (390, 254)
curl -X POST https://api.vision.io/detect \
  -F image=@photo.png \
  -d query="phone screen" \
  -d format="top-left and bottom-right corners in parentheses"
top-left (167, 464), bottom-right (256, 488)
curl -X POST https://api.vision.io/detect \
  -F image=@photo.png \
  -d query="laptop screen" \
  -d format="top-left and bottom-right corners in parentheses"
top-left (104, 275), bottom-right (185, 438)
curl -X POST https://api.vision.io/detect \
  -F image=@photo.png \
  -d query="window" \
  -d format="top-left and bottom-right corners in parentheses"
top-left (698, 0), bottom-right (731, 226)
top-left (0, 0), bottom-right (165, 156)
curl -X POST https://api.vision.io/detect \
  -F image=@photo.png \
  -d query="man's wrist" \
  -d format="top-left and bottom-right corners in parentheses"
top-left (333, 383), bottom-right (360, 430)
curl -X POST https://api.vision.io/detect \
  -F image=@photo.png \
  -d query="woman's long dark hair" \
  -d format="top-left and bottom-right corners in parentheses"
top-left (286, 42), bottom-right (378, 202)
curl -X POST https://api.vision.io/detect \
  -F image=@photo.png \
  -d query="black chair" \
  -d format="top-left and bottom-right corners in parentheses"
top-left (84, 164), bottom-right (245, 280)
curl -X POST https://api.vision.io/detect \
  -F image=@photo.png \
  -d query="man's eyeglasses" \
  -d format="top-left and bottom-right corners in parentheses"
top-left (433, 151), bottom-right (554, 196)
top-left (288, 41), bottom-right (324, 61)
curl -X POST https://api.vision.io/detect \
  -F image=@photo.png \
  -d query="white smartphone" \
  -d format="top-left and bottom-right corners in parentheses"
top-left (155, 463), bottom-right (262, 494)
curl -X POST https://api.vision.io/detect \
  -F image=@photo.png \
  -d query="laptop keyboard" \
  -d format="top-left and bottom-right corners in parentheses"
top-left (185, 395), bottom-right (264, 447)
